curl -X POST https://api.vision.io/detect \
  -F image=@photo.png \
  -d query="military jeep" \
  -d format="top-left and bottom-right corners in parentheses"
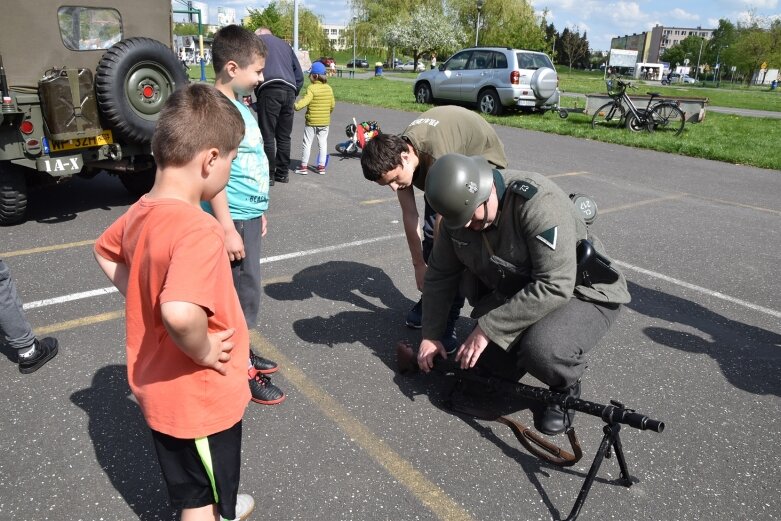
top-left (0, 0), bottom-right (188, 224)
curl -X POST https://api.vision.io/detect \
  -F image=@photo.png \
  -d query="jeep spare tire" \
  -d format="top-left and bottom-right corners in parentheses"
top-left (530, 67), bottom-right (558, 100)
top-left (96, 37), bottom-right (188, 144)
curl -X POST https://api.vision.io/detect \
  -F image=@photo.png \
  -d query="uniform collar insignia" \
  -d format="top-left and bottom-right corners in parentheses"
top-left (536, 226), bottom-right (558, 250)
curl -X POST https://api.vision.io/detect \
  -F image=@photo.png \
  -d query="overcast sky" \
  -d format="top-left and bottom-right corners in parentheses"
top-left (193, 0), bottom-right (780, 52)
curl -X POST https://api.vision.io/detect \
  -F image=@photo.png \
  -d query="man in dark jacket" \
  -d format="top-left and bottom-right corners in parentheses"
top-left (254, 28), bottom-right (304, 184)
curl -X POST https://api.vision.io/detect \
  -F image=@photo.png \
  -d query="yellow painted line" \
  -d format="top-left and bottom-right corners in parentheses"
top-left (250, 331), bottom-right (475, 521)
top-left (33, 310), bottom-right (124, 336)
top-left (28, 308), bottom-right (473, 520)
top-left (600, 193), bottom-right (687, 214)
top-left (360, 197), bottom-right (396, 205)
top-left (1, 239), bottom-right (96, 258)
top-left (549, 171), bottom-right (589, 178)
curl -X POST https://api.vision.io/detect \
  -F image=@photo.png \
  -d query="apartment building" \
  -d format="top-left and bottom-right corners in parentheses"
top-left (611, 24), bottom-right (714, 63)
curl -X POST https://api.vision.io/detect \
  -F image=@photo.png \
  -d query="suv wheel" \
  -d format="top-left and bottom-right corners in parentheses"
top-left (415, 83), bottom-right (433, 104)
top-left (96, 37), bottom-right (189, 144)
top-left (0, 163), bottom-right (28, 225)
top-left (478, 89), bottom-right (504, 116)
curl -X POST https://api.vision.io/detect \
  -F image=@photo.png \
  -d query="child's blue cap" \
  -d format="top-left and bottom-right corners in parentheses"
top-left (310, 61), bottom-right (327, 75)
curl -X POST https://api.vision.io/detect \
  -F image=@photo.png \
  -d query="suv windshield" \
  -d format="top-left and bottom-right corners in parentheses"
top-left (517, 52), bottom-right (553, 70)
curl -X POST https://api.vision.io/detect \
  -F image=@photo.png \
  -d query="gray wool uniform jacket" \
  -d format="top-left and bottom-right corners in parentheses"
top-left (422, 169), bottom-right (631, 350)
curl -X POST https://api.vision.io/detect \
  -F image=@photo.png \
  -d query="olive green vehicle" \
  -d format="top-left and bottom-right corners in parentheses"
top-left (0, 0), bottom-right (189, 224)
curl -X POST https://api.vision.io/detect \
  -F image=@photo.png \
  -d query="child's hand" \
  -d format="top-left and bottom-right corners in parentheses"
top-left (224, 228), bottom-right (245, 261)
top-left (196, 328), bottom-right (235, 375)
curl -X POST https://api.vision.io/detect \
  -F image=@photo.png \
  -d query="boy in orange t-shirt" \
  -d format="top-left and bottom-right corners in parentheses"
top-left (94, 84), bottom-right (254, 521)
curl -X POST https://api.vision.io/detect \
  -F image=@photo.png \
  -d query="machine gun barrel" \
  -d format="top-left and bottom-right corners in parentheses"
top-left (437, 359), bottom-right (664, 433)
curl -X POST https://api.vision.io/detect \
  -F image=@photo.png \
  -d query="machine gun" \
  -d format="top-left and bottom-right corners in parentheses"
top-left (397, 343), bottom-right (665, 521)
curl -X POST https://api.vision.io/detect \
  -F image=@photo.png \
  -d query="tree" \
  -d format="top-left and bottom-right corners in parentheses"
top-left (559, 26), bottom-right (589, 69)
top-left (173, 23), bottom-right (200, 36)
top-left (660, 35), bottom-right (705, 72)
top-left (384, 5), bottom-right (462, 69)
top-left (244, 1), bottom-right (329, 56)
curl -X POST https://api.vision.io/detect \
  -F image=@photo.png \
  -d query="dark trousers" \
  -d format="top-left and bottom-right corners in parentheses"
top-left (422, 196), bottom-right (464, 325)
top-left (230, 218), bottom-right (262, 329)
top-left (478, 298), bottom-right (622, 389)
top-left (257, 86), bottom-right (296, 179)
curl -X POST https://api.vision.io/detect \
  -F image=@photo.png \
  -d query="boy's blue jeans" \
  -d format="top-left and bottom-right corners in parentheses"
top-left (0, 260), bottom-right (35, 350)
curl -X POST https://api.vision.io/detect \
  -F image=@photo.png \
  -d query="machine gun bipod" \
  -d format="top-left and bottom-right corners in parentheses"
top-left (397, 343), bottom-right (665, 520)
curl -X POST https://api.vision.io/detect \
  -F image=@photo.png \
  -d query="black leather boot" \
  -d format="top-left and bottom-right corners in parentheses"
top-left (535, 381), bottom-right (580, 435)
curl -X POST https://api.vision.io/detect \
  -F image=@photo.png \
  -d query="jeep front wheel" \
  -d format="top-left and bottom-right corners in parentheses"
top-left (478, 89), bottom-right (503, 116)
top-left (96, 37), bottom-right (188, 144)
top-left (0, 163), bottom-right (28, 225)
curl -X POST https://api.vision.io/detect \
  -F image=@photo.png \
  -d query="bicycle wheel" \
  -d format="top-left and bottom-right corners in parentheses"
top-left (649, 102), bottom-right (685, 136)
top-left (626, 109), bottom-right (652, 132)
top-left (591, 102), bottom-right (626, 129)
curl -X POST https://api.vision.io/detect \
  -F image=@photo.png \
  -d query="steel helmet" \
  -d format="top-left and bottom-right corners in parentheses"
top-left (425, 153), bottom-right (494, 229)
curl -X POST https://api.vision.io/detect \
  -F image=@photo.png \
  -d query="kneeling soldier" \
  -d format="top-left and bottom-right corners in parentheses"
top-left (417, 154), bottom-right (631, 435)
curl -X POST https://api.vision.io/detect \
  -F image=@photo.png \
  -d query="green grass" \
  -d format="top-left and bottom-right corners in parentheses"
top-left (329, 76), bottom-right (781, 171)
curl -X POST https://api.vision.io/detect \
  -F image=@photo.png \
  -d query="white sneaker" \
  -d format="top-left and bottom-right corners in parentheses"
top-left (222, 493), bottom-right (255, 521)
top-left (295, 164), bottom-right (308, 175)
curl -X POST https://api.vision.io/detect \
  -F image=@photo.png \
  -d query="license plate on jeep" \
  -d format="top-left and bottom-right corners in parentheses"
top-left (516, 100), bottom-right (536, 107)
top-left (49, 130), bottom-right (114, 152)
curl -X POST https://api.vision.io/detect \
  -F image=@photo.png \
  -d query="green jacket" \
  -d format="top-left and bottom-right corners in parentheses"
top-left (422, 169), bottom-right (631, 350)
top-left (294, 82), bottom-right (335, 127)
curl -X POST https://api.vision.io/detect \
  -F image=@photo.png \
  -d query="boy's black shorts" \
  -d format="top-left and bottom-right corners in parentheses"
top-left (151, 421), bottom-right (242, 520)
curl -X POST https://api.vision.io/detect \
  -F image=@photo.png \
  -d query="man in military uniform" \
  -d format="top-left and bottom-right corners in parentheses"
top-left (417, 154), bottom-right (631, 435)
top-left (360, 106), bottom-right (507, 352)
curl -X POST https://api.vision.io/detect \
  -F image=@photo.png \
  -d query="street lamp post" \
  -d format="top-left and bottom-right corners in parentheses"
top-left (475, 0), bottom-right (484, 47)
top-left (352, 16), bottom-right (357, 71)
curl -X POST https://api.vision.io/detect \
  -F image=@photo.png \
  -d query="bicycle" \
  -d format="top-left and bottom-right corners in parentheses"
top-left (591, 78), bottom-right (685, 136)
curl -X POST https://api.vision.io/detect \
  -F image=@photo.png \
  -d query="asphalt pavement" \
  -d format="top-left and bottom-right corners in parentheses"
top-left (0, 102), bottom-right (779, 521)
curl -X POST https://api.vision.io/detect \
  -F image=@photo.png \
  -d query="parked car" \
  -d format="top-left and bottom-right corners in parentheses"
top-left (383, 58), bottom-right (403, 68)
top-left (0, 0), bottom-right (188, 224)
top-left (413, 47), bottom-right (560, 115)
top-left (397, 60), bottom-right (426, 72)
top-left (346, 59), bottom-right (368, 68)
top-left (670, 73), bottom-right (697, 84)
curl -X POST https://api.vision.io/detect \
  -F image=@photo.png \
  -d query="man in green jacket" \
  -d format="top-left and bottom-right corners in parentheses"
top-left (417, 154), bottom-right (631, 435)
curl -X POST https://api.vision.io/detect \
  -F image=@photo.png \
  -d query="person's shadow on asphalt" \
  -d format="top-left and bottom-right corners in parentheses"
top-left (263, 260), bottom-right (461, 402)
top-left (70, 364), bottom-right (176, 520)
top-left (265, 260), bottom-right (631, 519)
top-left (626, 281), bottom-right (781, 397)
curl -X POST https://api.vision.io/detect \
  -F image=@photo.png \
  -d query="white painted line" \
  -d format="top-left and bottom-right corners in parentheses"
top-left (24, 233), bottom-right (780, 321)
top-left (613, 260), bottom-right (781, 320)
top-left (23, 287), bottom-right (119, 310)
top-left (22, 234), bottom-right (405, 311)
top-left (260, 234), bottom-right (404, 264)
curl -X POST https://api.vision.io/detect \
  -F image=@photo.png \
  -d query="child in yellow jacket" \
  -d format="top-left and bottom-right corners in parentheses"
top-left (294, 61), bottom-right (336, 175)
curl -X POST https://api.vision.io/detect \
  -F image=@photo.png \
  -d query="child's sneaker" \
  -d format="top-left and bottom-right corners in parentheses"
top-left (230, 493), bottom-right (255, 521)
top-left (295, 164), bottom-right (308, 175)
top-left (248, 368), bottom-right (286, 405)
top-left (317, 165), bottom-right (326, 175)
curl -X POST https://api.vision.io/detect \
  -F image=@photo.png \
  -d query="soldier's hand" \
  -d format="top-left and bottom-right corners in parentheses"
top-left (456, 325), bottom-right (490, 369)
top-left (224, 228), bottom-right (246, 261)
top-left (418, 339), bottom-right (446, 373)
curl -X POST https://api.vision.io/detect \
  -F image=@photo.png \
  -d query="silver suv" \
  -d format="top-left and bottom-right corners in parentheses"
top-left (413, 47), bottom-right (560, 115)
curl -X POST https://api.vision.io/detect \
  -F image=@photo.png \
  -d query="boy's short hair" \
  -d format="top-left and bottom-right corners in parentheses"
top-left (212, 24), bottom-right (268, 74)
top-left (360, 133), bottom-right (408, 181)
top-left (152, 84), bottom-right (244, 168)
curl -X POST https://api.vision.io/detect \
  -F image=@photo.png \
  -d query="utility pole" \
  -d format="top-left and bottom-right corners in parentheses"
top-left (694, 37), bottom-right (704, 81)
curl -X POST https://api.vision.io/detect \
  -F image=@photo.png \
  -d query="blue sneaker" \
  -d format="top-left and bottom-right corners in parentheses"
top-left (441, 327), bottom-right (460, 356)
top-left (405, 298), bottom-right (423, 329)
